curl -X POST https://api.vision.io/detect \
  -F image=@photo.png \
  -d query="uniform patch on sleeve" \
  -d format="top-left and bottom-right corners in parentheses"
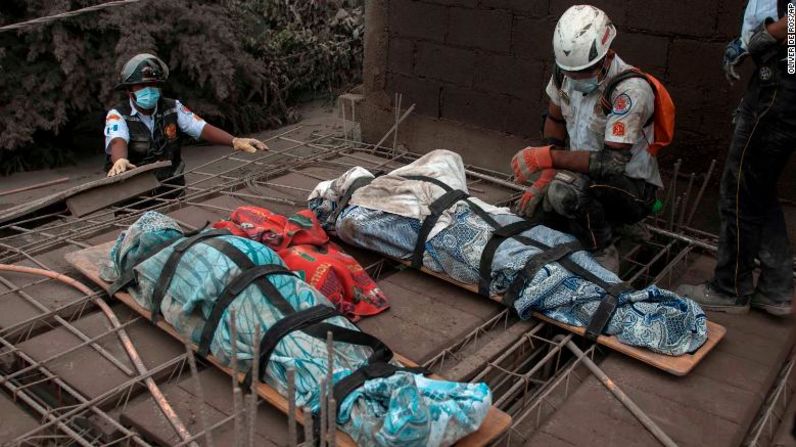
top-left (612, 122), bottom-right (626, 137)
top-left (612, 93), bottom-right (632, 116)
top-left (106, 113), bottom-right (121, 122)
top-left (180, 104), bottom-right (192, 114)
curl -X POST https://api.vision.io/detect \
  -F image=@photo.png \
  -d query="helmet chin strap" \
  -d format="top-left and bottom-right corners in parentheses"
top-left (596, 50), bottom-right (615, 84)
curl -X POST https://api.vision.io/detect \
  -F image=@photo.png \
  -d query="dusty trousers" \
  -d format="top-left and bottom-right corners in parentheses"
top-left (542, 170), bottom-right (656, 251)
top-left (712, 62), bottom-right (795, 302)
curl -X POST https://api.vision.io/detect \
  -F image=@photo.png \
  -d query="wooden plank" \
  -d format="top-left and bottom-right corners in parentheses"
top-left (66, 170), bottom-right (160, 217)
top-left (392, 258), bottom-right (726, 376)
top-left (65, 242), bottom-right (511, 447)
top-left (0, 161), bottom-right (170, 226)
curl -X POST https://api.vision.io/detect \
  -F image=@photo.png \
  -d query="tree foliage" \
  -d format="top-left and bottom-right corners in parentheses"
top-left (0, 0), bottom-right (364, 173)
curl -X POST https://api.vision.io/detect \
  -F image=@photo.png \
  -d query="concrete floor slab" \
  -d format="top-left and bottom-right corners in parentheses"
top-left (0, 392), bottom-right (41, 444)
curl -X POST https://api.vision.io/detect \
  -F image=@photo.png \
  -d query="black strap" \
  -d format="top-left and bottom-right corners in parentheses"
top-left (240, 305), bottom-right (339, 390)
top-left (200, 238), bottom-right (298, 317)
top-left (503, 240), bottom-right (583, 308)
top-left (149, 229), bottom-right (231, 322)
top-left (411, 189), bottom-right (468, 268)
top-left (106, 224), bottom-right (210, 296)
top-left (584, 294), bottom-right (619, 341)
top-left (478, 220), bottom-right (538, 297)
top-left (401, 175), bottom-right (453, 192)
top-left (507, 234), bottom-right (630, 340)
top-left (330, 176), bottom-right (374, 223)
top-left (197, 264), bottom-right (296, 357)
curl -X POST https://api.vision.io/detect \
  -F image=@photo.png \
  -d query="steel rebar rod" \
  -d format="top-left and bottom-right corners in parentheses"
top-left (185, 342), bottom-right (215, 447)
top-left (0, 272), bottom-right (135, 376)
top-left (685, 159), bottom-right (716, 226)
top-left (0, 264), bottom-right (197, 446)
top-left (561, 338), bottom-right (678, 447)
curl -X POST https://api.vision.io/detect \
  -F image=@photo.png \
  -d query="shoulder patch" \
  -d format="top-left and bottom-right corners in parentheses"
top-left (180, 104), bottom-right (192, 114)
top-left (106, 113), bottom-right (121, 122)
top-left (612, 122), bottom-right (626, 137)
top-left (612, 93), bottom-right (632, 115)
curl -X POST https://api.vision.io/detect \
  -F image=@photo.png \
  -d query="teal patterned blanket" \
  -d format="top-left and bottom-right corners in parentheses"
top-left (99, 211), bottom-right (491, 446)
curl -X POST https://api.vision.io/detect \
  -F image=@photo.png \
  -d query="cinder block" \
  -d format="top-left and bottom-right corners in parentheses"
top-left (667, 39), bottom-right (727, 87)
top-left (504, 96), bottom-right (543, 137)
top-left (388, 0), bottom-right (448, 41)
top-left (423, 0), bottom-right (478, 7)
top-left (385, 72), bottom-right (442, 117)
top-left (716, 0), bottom-right (749, 39)
top-left (549, 0), bottom-right (629, 27)
top-left (442, 86), bottom-right (511, 131)
top-left (387, 37), bottom-right (415, 76)
top-left (613, 32), bottom-right (670, 75)
top-left (511, 16), bottom-right (556, 62)
top-left (478, 0), bottom-right (549, 17)
top-left (474, 54), bottom-right (544, 100)
top-left (415, 42), bottom-right (476, 85)
top-left (447, 7), bottom-right (512, 53)
top-left (626, 0), bottom-right (719, 37)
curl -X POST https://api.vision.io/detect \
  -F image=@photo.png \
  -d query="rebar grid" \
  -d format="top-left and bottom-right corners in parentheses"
top-left (0, 132), bottom-right (749, 446)
top-left (745, 358), bottom-right (795, 447)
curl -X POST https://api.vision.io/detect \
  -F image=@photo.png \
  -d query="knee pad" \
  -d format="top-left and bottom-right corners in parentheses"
top-left (545, 171), bottom-right (589, 218)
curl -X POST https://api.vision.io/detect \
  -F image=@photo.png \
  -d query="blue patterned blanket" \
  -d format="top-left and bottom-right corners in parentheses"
top-left (307, 153), bottom-right (708, 356)
top-left (100, 212), bottom-right (491, 446)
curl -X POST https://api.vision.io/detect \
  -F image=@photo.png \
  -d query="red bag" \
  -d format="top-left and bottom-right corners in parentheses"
top-left (213, 206), bottom-right (389, 321)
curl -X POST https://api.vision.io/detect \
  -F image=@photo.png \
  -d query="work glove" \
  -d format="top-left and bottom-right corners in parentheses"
top-left (588, 149), bottom-right (631, 179)
top-left (511, 146), bottom-right (554, 185)
top-left (515, 169), bottom-right (556, 219)
top-left (106, 158), bottom-right (136, 177)
top-left (747, 19), bottom-right (780, 63)
top-left (232, 137), bottom-right (269, 153)
top-left (723, 37), bottom-right (747, 84)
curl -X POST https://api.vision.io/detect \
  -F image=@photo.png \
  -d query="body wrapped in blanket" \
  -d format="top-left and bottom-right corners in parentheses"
top-left (99, 211), bottom-right (491, 447)
top-left (308, 150), bottom-right (708, 356)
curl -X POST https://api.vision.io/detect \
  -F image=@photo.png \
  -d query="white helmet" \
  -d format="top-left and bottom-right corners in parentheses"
top-left (553, 5), bottom-right (616, 72)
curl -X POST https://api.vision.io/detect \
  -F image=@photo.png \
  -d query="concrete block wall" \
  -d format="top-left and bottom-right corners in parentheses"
top-left (362, 0), bottom-right (751, 172)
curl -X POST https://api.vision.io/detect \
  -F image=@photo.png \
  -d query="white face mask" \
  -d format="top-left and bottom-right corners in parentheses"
top-left (569, 76), bottom-right (600, 94)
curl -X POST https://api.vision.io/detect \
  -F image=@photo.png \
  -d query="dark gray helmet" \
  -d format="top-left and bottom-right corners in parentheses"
top-left (115, 53), bottom-right (169, 90)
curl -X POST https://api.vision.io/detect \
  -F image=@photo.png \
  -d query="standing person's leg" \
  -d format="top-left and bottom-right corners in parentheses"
top-left (754, 203), bottom-right (794, 314)
top-left (680, 67), bottom-right (795, 313)
top-left (678, 82), bottom-right (761, 312)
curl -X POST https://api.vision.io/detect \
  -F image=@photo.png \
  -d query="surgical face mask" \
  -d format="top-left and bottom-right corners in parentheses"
top-left (132, 87), bottom-right (160, 109)
top-left (569, 76), bottom-right (600, 94)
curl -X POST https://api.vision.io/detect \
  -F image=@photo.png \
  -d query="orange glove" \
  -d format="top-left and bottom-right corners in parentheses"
top-left (511, 146), bottom-right (554, 185)
top-left (516, 169), bottom-right (556, 218)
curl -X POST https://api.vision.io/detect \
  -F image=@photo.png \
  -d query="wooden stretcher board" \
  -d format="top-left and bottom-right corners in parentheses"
top-left (0, 161), bottom-right (171, 226)
top-left (392, 258), bottom-right (726, 377)
top-left (65, 242), bottom-right (511, 447)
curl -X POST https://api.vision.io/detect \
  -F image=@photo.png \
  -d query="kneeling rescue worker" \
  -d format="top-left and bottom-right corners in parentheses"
top-left (104, 53), bottom-right (268, 188)
top-left (511, 5), bottom-right (675, 272)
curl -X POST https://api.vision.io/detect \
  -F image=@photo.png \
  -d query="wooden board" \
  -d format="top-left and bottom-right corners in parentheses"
top-left (393, 259), bottom-right (726, 377)
top-left (65, 242), bottom-right (510, 447)
top-left (0, 161), bottom-right (170, 226)
top-left (66, 171), bottom-right (160, 217)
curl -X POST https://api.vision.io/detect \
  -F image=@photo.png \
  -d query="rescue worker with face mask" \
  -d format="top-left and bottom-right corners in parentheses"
top-left (678, 1), bottom-right (795, 316)
top-left (511, 5), bottom-right (664, 272)
top-left (104, 53), bottom-right (268, 188)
